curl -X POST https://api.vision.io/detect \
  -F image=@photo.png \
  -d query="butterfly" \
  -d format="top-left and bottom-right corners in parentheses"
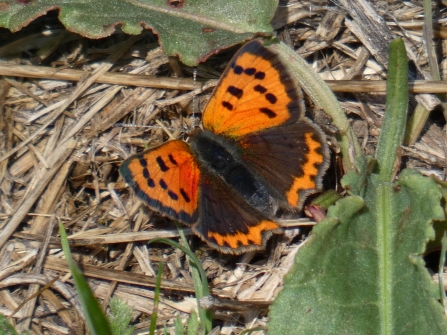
top-left (119, 40), bottom-right (329, 254)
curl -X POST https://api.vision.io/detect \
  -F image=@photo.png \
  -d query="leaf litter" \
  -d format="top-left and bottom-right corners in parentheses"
top-left (0, 0), bottom-right (446, 334)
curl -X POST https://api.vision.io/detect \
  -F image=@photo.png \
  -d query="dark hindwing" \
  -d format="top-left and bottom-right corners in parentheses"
top-left (194, 171), bottom-right (281, 254)
top-left (237, 120), bottom-right (329, 210)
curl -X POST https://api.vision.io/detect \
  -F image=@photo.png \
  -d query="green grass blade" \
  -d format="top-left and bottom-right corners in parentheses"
top-left (176, 225), bottom-right (212, 334)
top-left (59, 222), bottom-right (113, 335)
top-left (149, 261), bottom-right (164, 335)
top-left (375, 39), bottom-right (408, 182)
top-left (148, 238), bottom-right (212, 334)
top-left (174, 315), bottom-right (185, 335)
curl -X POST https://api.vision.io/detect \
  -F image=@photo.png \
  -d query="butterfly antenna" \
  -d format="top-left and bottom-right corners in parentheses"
top-left (114, 123), bottom-right (177, 131)
top-left (190, 67), bottom-right (200, 129)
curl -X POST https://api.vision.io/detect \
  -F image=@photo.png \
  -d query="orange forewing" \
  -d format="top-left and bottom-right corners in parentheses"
top-left (202, 40), bottom-right (301, 138)
top-left (119, 141), bottom-right (200, 224)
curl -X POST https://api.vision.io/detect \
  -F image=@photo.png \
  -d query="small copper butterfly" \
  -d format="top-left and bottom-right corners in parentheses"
top-left (119, 40), bottom-right (329, 254)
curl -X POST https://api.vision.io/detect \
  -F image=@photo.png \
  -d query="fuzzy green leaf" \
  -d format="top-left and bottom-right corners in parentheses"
top-left (109, 297), bottom-right (135, 335)
top-left (268, 169), bottom-right (447, 334)
top-left (269, 38), bottom-right (447, 334)
top-left (174, 315), bottom-right (184, 335)
top-left (186, 311), bottom-right (199, 335)
top-left (0, 0), bottom-right (276, 66)
top-left (0, 314), bottom-right (19, 335)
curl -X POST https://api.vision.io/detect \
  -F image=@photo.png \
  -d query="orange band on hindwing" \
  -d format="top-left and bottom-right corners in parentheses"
top-left (207, 220), bottom-right (280, 249)
top-left (286, 133), bottom-right (325, 207)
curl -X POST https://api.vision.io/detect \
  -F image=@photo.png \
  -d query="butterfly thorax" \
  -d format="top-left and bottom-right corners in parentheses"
top-left (190, 129), bottom-right (273, 215)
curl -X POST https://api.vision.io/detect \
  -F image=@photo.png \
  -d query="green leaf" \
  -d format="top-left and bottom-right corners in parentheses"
top-left (439, 232), bottom-right (447, 313)
top-left (0, 0), bottom-right (276, 66)
top-left (174, 315), bottom-right (184, 335)
top-left (0, 314), bottom-right (19, 335)
top-left (268, 170), bottom-right (447, 334)
top-left (375, 39), bottom-right (409, 181)
top-left (59, 222), bottom-right (113, 335)
top-left (268, 39), bottom-right (447, 334)
top-left (186, 311), bottom-right (199, 335)
top-left (109, 297), bottom-right (135, 335)
top-left (163, 324), bottom-right (171, 335)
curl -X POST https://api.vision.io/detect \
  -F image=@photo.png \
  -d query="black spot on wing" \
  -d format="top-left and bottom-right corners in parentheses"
top-left (254, 85), bottom-right (267, 94)
top-left (180, 188), bottom-right (190, 203)
top-left (139, 158), bottom-right (148, 167)
top-left (260, 108), bottom-right (277, 118)
top-left (265, 93), bottom-right (277, 104)
top-left (168, 190), bottom-right (179, 200)
top-left (156, 156), bottom-right (169, 172)
top-left (147, 178), bottom-right (155, 188)
top-left (222, 101), bottom-right (233, 111)
top-left (232, 63), bottom-right (243, 74)
top-left (159, 179), bottom-right (168, 190)
top-left (244, 67), bottom-right (256, 75)
top-left (227, 85), bottom-right (243, 99)
top-left (142, 168), bottom-right (149, 179)
top-left (254, 71), bottom-right (265, 80)
top-left (168, 154), bottom-right (178, 165)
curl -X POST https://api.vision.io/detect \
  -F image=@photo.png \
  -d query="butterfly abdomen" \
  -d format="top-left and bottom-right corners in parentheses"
top-left (190, 129), bottom-right (273, 214)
